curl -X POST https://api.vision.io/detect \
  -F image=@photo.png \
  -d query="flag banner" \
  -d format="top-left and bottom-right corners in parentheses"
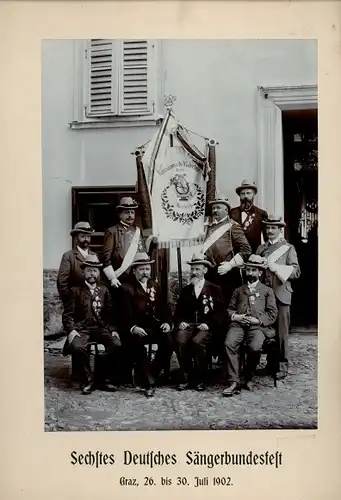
top-left (142, 114), bottom-right (208, 248)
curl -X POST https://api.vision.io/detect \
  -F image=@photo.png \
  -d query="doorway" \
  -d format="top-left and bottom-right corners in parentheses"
top-left (282, 109), bottom-right (318, 328)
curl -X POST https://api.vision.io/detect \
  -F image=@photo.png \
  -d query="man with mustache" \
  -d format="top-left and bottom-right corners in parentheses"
top-left (174, 253), bottom-right (224, 391)
top-left (101, 196), bottom-right (155, 288)
top-left (120, 253), bottom-right (173, 398)
top-left (222, 255), bottom-right (277, 397)
top-left (203, 196), bottom-right (252, 307)
top-left (57, 221), bottom-right (97, 327)
top-left (256, 215), bottom-right (301, 379)
top-left (62, 254), bottom-right (122, 395)
top-left (230, 180), bottom-right (268, 253)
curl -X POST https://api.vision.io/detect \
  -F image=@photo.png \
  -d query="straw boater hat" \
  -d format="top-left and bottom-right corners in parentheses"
top-left (186, 252), bottom-right (213, 268)
top-left (70, 221), bottom-right (95, 236)
top-left (130, 252), bottom-right (155, 267)
top-left (80, 254), bottom-right (103, 269)
top-left (208, 196), bottom-right (231, 210)
top-left (243, 254), bottom-right (265, 270)
top-left (235, 180), bottom-right (258, 196)
top-left (116, 196), bottom-right (139, 210)
top-left (262, 215), bottom-right (286, 228)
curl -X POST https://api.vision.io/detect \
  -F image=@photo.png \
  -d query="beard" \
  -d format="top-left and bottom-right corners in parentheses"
top-left (246, 274), bottom-right (258, 283)
top-left (139, 275), bottom-right (149, 284)
top-left (240, 199), bottom-right (253, 211)
top-left (190, 275), bottom-right (201, 286)
top-left (86, 276), bottom-right (97, 284)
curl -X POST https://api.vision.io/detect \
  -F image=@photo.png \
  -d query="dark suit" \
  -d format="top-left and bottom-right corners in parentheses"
top-left (225, 282), bottom-right (277, 383)
top-left (62, 283), bottom-right (122, 385)
top-left (120, 278), bottom-right (173, 388)
top-left (174, 280), bottom-right (225, 385)
top-left (57, 248), bottom-right (97, 328)
top-left (256, 239), bottom-right (300, 373)
top-left (230, 205), bottom-right (268, 253)
top-left (204, 219), bottom-right (252, 307)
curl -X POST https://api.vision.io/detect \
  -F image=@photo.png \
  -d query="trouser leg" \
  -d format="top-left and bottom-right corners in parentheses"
top-left (244, 328), bottom-right (265, 381)
top-left (68, 334), bottom-right (91, 384)
top-left (277, 301), bottom-right (290, 373)
top-left (95, 330), bottom-right (122, 385)
top-left (151, 330), bottom-right (174, 379)
top-left (224, 325), bottom-right (245, 384)
top-left (175, 327), bottom-right (196, 382)
top-left (191, 330), bottom-right (212, 384)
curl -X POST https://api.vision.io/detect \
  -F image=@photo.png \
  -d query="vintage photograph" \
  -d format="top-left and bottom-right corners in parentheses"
top-left (43, 39), bottom-right (318, 431)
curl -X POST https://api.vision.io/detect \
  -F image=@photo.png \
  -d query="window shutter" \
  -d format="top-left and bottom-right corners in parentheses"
top-left (86, 39), bottom-right (118, 117)
top-left (119, 40), bottom-right (154, 115)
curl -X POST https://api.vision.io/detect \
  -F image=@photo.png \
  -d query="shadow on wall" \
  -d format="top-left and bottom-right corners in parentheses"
top-left (43, 270), bottom-right (191, 337)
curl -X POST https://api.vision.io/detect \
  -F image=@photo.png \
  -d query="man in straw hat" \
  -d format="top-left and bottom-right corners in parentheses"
top-left (203, 196), bottom-right (251, 307)
top-left (101, 196), bottom-right (155, 288)
top-left (57, 221), bottom-right (97, 325)
top-left (174, 253), bottom-right (225, 392)
top-left (256, 215), bottom-right (300, 379)
top-left (120, 252), bottom-right (173, 398)
top-left (230, 180), bottom-right (268, 253)
top-left (62, 254), bottom-right (122, 395)
top-left (223, 254), bottom-right (277, 396)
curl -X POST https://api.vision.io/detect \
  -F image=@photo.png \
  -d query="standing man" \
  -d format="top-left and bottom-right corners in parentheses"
top-left (62, 254), bottom-right (122, 395)
top-left (222, 255), bottom-right (278, 396)
top-left (57, 221), bottom-right (97, 324)
top-left (101, 196), bottom-right (155, 288)
top-left (174, 253), bottom-right (225, 392)
top-left (230, 180), bottom-right (268, 253)
top-left (203, 196), bottom-right (252, 307)
top-left (120, 252), bottom-right (173, 398)
top-left (256, 215), bottom-right (301, 379)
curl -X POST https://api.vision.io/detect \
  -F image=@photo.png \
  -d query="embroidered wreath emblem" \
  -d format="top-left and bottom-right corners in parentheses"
top-left (161, 181), bottom-right (205, 226)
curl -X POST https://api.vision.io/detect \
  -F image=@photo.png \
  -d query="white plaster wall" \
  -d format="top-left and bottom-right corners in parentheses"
top-left (43, 39), bottom-right (317, 269)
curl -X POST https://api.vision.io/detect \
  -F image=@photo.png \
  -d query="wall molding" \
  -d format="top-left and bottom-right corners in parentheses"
top-left (257, 84), bottom-right (318, 217)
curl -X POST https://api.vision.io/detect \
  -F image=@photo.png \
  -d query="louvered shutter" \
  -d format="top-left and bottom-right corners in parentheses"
top-left (119, 40), bottom-right (154, 115)
top-left (86, 39), bottom-right (118, 117)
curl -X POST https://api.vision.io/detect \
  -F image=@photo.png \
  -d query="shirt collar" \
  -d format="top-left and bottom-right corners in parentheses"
top-left (85, 281), bottom-right (97, 290)
top-left (247, 280), bottom-right (259, 289)
top-left (77, 246), bottom-right (89, 258)
top-left (194, 278), bottom-right (206, 289)
top-left (211, 215), bottom-right (228, 226)
top-left (269, 234), bottom-right (282, 245)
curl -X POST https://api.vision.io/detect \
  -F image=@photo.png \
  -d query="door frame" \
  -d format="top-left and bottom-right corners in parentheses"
top-left (256, 84), bottom-right (318, 217)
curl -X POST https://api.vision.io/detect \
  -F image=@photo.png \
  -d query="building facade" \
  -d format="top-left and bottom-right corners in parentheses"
top-left (43, 39), bottom-right (317, 310)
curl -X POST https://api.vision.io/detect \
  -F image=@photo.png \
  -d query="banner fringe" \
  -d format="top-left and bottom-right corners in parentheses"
top-left (157, 236), bottom-right (205, 249)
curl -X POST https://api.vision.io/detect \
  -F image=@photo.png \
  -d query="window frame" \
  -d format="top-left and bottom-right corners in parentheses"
top-left (70, 39), bottom-right (162, 130)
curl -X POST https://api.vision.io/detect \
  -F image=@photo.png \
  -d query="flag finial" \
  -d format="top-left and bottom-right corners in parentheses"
top-left (164, 94), bottom-right (177, 110)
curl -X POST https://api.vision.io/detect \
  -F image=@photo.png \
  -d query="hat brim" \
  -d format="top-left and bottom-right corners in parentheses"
top-left (209, 200), bottom-right (231, 208)
top-left (262, 221), bottom-right (286, 227)
top-left (70, 228), bottom-right (95, 236)
top-left (186, 260), bottom-right (213, 268)
top-left (236, 185), bottom-right (258, 195)
top-left (243, 263), bottom-right (264, 270)
top-left (116, 204), bottom-right (139, 210)
top-left (130, 259), bottom-right (155, 267)
top-left (80, 262), bottom-right (103, 269)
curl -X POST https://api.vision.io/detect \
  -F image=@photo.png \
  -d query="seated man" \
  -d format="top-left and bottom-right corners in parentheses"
top-left (174, 253), bottom-right (224, 392)
top-left (120, 252), bottom-right (173, 398)
top-left (62, 254), bottom-right (122, 395)
top-left (222, 254), bottom-right (278, 397)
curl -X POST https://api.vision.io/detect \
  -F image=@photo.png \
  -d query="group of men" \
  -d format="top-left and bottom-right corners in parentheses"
top-left (56, 180), bottom-right (300, 398)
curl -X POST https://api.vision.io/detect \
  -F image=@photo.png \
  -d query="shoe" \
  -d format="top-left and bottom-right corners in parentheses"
top-left (222, 382), bottom-right (241, 397)
top-left (196, 383), bottom-right (206, 392)
top-left (276, 371), bottom-right (287, 380)
top-left (255, 366), bottom-right (270, 376)
top-left (82, 382), bottom-right (95, 395)
top-left (243, 380), bottom-right (254, 391)
top-left (176, 382), bottom-right (193, 391)
top-left (145, 387), bottom-right (156, 398)
top-left (97, 383), bottom-right (119, 392)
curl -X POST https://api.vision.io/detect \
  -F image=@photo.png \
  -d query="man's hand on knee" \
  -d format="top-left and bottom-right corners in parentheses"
top-left (198, 323), bottom-right (209, 331)
top-left (160, 323), bottom-right (171, 333)
top-left (132, 326), bottom-right (148, 337)
top-left (111, 330), bottom-right (120, 340)
top-left (68, 329), bottom-right (80, 344)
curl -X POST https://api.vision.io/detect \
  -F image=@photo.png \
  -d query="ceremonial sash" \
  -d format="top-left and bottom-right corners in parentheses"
top-left (202, 222), bottom-right (232, 253)
top-left (265, 243), bottom-right (293, 283)
top-left (266, 243), bottom-right (290, 263)
top-left (115, 227), bottom-right (141, 278)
